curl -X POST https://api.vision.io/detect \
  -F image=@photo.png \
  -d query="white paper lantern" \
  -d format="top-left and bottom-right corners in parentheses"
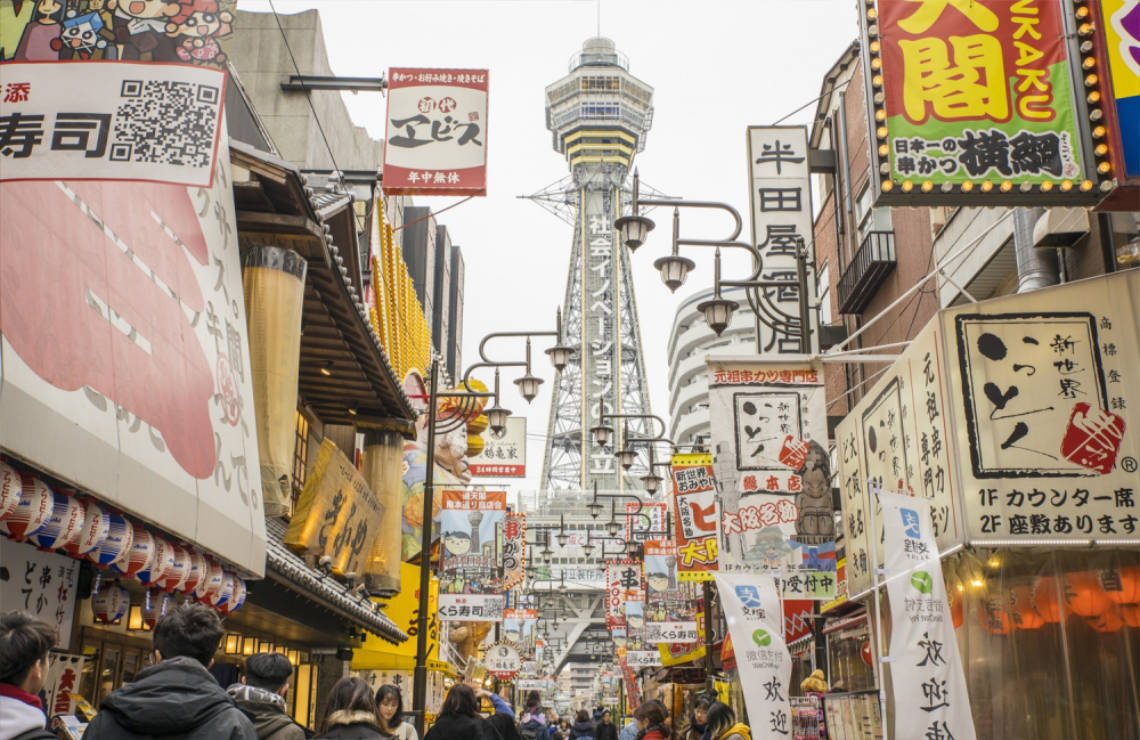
top-left (0, 460), bottom-right (23, 521)
top-left (0, 474), bottom-right (54, 541)
top-left (65, 500), bottom-right (110, 557)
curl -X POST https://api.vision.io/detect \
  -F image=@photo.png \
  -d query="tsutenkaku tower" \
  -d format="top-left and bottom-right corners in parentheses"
top-left (539, 38), bottom-right (656, 492)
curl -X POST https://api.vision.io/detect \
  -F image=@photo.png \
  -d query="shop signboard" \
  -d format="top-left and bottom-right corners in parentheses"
top-left (501, 513), bottom-right (527, 590)
top-left (624, 501), bottom-right (667, 543)
top-left (503, 608), bottom-right (537, 651)
top-left (0, 62), bottom-right (225, 187)
top-left (605, 559), bottom-right (641, 629)
top-left (709, 360), bottom-right (837, 601)
top-left (437, 488), bottom-right (507, 621)
top-left (670, 452), bottom-right (719, 580)
top-left (0, 123), bottom-right (265, 575)
top-left (382, 68), bottom-right (488, 196)
top-left (625, 650), bottom-right (662, 668)
top-left (836, 271), bottom-right (1139, 594)
top-left (437, 593), bottom-right (504, 622)
top-left (284, 439), bottom-right (384, 578)
top-left (1093, 0), bottom-right (1140, 181)
top-left (715, 573), bottom-right (793, 739)
top-left (747, 125), bottom-right (818, 354)
top-left (879, 490), bottom-right (976, 740)
top-left (0, 539), bottom-right (79, 649)
top-left (468, 417), bottom-right (526, 477)
top-left (357, 562), bottom-right (439, 664)
top-left (860, 0), bottom-right (1110, 205)
top-left (44, 653), bottom-right (85, 717)
top-left (485, 642), bottom-right (522, 680)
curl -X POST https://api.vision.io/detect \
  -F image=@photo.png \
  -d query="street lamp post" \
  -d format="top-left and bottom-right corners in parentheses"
top-left (411, 315), bottom-right (569, 737)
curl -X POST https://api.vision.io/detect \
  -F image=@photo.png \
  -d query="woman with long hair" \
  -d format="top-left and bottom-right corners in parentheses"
top-left (683, 696), bottom-right (711, 740)
top-left (704, 702), bottom-right (751, 740)
top-left (423, 683), bottom-right (509, 740)
top-left (314, 676), bottom-right (385, 739)
top-left (568, 709), bottom-right (594, 739)
top-left (375, 684), bottom-right (418, 739)
top-left (633, 701), bottom-right (670, 740)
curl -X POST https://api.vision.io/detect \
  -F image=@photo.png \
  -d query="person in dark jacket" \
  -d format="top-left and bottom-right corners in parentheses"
top-left (568, 709), bottom-right (594, 739)
top-left (0, 612), bottom-right (58, 740)
top-left (228, 652), bottom-right (308, 740)
top-left (82, 603), bottom-right (256, 740)
top-left (313, 677), bottom-right (383, 739)
top-left (422, 683), bottom-right (503, 740)
top-left (595, 710), bottom-right (618, 740)
top-left (681, 697), bottom-right (710, 740)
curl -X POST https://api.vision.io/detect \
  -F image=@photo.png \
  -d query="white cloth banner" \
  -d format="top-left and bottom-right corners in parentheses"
top-left (714, 573), bottom-right (792, 738)
top-left (878, 490), bottom-right (976, 740)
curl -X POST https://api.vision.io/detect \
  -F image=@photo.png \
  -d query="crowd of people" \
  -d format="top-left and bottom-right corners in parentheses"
top-left (1, 608), bottom-right (751, 740)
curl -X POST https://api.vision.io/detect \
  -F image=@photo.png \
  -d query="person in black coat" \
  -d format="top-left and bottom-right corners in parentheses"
top-left (568, 709), bottom-right (595, 739)
top-left (595, 710), bottom-right (619, 740)
top-left (312, 677), bottom-right (384, 739)
top-left (423, 684), bottom-right (503, 740)
top-left (81, 603), bottom-right (256, 740)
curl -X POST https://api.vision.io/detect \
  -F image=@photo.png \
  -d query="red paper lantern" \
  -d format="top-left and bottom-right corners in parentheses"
top-left (1032, 576), bottom-right (1068, 623)
top-left (0, 460), bottom-right (23, 521)
top-left (1119, 604), bottom-right (1140, 628)
top-left (861, 641), bottom-right (872, 666)
top-left (182, 549), bottom-right (208, 595)
top-left (1098, 566), bottom-right (1140, 605)
top-left (949, 594), bottom-right (964, 629)
top-left (195, 558), bottom-right (224, 602)
top-left (137, 537), bottom-right (175, 587)
top-left (1064, 572), bottom-right (1113, 618)
top-left (222, 577), bottom-right (247, 615)
top-left (207, 572), bottom-right (235, 609)
top-left (161, 544), bottom-right (191, 592)
top-left (91, 583), bottom-right (130, 624)
top-left (65, 500), bottom-right (110, 558)
top-left (143, 590), bottom-right (175, 630)
top-left (29, 490), bottom-right (85, 551)
top-left (1087, 608), bottom-right (1124, 633)
top-left (119, 524), bottom-right (155, 579)
top-left (980, 597), bottom-right (1012, 634)
top-left (0, 474), bottom-right (54, 541)
top-left (86, 511), bottom-right (134, 568)
top-left (1009, 586), bottom-right (1044, 630)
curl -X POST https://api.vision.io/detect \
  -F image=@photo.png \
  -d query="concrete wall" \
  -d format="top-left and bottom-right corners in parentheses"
top-left (224, 9), bottom-right (383, 171)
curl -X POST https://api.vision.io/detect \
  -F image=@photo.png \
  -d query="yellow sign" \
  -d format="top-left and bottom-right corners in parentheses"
top-left (284, 439), bottom-right (383, 577)
top-left (354, 562), bottom-right (439, 669)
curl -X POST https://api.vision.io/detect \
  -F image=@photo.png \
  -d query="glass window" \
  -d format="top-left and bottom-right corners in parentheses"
top-left (825, 615), bottom-right (876, 693)
top-left (818, 262), bottom-right (832, 326)
top-left (855, 184), bottom-right (892, 244)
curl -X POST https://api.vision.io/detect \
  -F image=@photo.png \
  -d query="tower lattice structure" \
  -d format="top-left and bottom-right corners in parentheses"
top-left (538, 38), bottom-right (656, 493)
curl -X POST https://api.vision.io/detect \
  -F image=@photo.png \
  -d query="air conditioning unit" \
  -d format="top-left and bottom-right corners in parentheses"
top-left (1033, 208), bottom-right (1089, 248)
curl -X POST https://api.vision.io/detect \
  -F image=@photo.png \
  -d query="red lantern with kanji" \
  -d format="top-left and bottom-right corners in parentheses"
top-left (0, 473), bottom-right (54, 541)
top-left (1032, 576), bottom-right (1068, 623)
top-left (1009, 586), bottom-right (1044, 630)
top-left (65, 500), bottom-right (110, 558)
top-left (1064, 572), bottom-right (1113, 618)
top-left (91, 583), bottom-right (130, 624)
top-left (0, 460), bottom-right (23, 521)
top-left (861, 641), bottom-right (873, 665)
top-left (1098, 566), bottom-right (1140, 605)
top-left (980, 597), bottom-right (1012, 635)
top-left (1087, 608), bottom-right (1124, 633)
top-left (119, 524), bottom-right (155, 579)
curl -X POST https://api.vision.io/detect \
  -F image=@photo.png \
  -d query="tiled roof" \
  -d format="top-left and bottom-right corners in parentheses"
top-left (264, 518), bottom-right (407, 645)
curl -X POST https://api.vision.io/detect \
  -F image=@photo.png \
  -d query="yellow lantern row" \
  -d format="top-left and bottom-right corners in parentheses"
top-left (369, 198), bottom-right (432, 381)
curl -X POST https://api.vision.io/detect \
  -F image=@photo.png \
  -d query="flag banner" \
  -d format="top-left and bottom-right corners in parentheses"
top-left (671, 453), bottom-right (719, 580)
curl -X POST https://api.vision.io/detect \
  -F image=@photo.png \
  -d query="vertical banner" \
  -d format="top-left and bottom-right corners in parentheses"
top-left (709, 361), bottom-right (836, 600)
top-left (671, 453), bottom-right (719, 579)
top-left (624, 501), bottom-right (667, 542)
top-left (383, 68), bottom-right (488, 196)
top-left (747, 125), bottom-right (817, 354)
top-left (437, 489), bottom-right (507, 621)
top-left (715, 573), bottom-right (793, 739)
top-left (468, 417), bottom-right (526, 477)
top-left (879, 490), bottom-right (976, 740)
top-left (499, 513), bottom-right (526, 590)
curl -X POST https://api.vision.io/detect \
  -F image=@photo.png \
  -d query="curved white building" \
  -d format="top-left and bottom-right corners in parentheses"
top-left (667, 287), bottom-right (757, 447)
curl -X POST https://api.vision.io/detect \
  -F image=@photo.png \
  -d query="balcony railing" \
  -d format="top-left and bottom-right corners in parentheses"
top-left (837, 230), bottom-right (896, 315)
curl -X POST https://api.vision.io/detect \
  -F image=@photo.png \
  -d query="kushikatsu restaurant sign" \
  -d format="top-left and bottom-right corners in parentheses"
top-left (0, 62), bottom-right (226, 188)
top-left (382, 68), bottom-right (488, 196)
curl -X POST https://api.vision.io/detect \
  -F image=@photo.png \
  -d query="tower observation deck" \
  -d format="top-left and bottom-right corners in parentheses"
top-left (539, 38), bottom-right (657, 493)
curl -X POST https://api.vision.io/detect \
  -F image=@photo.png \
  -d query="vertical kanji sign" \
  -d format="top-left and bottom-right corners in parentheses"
top-left (382, 68), bottom-right (488, 196)
top-left (670, 452), bottom-right (719, 580)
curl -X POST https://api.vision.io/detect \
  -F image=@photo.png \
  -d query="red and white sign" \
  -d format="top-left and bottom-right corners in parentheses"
top-left (469, 417), bottom-right (526, 477)
top-left (0, 62), bottom-right (226, 188)
top-left (382, 67), bottom-right (488, 196)
top-left (485, 642), bottom-right (522, 680)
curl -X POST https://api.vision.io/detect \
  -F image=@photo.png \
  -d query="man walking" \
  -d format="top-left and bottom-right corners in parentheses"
top-left (0, 612), bottom-right (58, 740)
top-left (82, 602), bottom-right (257, 739)
top-left (227, 653), bottom-right (308, 739)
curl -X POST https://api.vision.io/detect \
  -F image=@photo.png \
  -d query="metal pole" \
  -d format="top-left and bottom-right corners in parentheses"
top-left (796, 240), bottom-right (811, 354)
top-left (412, 361), bottom-right (439, 738)
top-left (703, 580), bottom-right (715, 693)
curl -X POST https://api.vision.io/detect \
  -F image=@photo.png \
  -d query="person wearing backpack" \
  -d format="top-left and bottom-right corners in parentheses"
top-left (517, 690), bottom-right (547, 740)
top-left (568, 710), bottom-right (594, 740)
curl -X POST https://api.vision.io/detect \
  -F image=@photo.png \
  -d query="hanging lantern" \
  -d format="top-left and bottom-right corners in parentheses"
top-left (949, 593), bottom-right (964, 629)
top-left (1064, 572), bottom-right (1113, 618)
top-left (1031, 576), bottom-right (1068, 623)
top-left (861, 641), bottom-right (873, 665)
top-left (137, 537), bottom-right (175, 587)
top-left (91, 583), bottom-right (130, 624)
top-left (207, 572), bottom-right (235, 609)
top-left (182, 549), bottom-right (208, 595)
top-left (86, 511), bottom-right (133, 568)
top-left (0, 460), bottom-right (23, 521)
top-left (29, 490), bottom-right (85, 551)
top-left (195, 558), bottom-right (225, 602)
top-left (118, 525), bottom-right (155, 579)
top-left (0, 474), bottom-right (54, 541)
top-left (160, 544), bottom-right (191, 593)
top-left (1098, 566), bottom-right (1140, 605)
top-left (1087, 608), bottom-right (1124, 633)
top-left (980, 597), bottom-right (1012, 635)
top-left (1119, 604), bottom-right (1140, 628)
top-left (143, 589), bottom-right (175, 630)
top-left (222, 577), bottom-right (247, 615)
top-left (64, 500), bottom-right (110, 558)
top-left (1008, 586), bottom-right (1044, 630)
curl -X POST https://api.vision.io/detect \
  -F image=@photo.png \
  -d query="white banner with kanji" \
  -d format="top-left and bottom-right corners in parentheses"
top-left (879, 489), bottom-right (976, 740)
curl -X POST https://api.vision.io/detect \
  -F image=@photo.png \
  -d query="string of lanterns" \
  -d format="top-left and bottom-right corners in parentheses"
top-left (0, 459), bottom-right (247, 623)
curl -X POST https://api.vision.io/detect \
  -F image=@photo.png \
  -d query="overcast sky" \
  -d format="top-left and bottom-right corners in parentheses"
top-left (244, 0), bottom-right (859, 496)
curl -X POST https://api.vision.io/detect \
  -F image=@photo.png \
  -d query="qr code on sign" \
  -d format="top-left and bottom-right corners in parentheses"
top-left (110, 79), bottom-right (220, 168)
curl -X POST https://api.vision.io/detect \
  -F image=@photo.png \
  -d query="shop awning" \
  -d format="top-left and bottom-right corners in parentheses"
top-left (264, 519), bottom-right (407, 644)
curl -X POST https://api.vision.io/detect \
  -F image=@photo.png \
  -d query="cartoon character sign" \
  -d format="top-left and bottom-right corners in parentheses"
top-left (107, 0), bottom-right (180, 61)
top-left (165, 0), bottom-right (232, 65)
top-left (11, 0), bottom-right (65, 60)
top-left (58, 10), bottom-right (109, 59)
